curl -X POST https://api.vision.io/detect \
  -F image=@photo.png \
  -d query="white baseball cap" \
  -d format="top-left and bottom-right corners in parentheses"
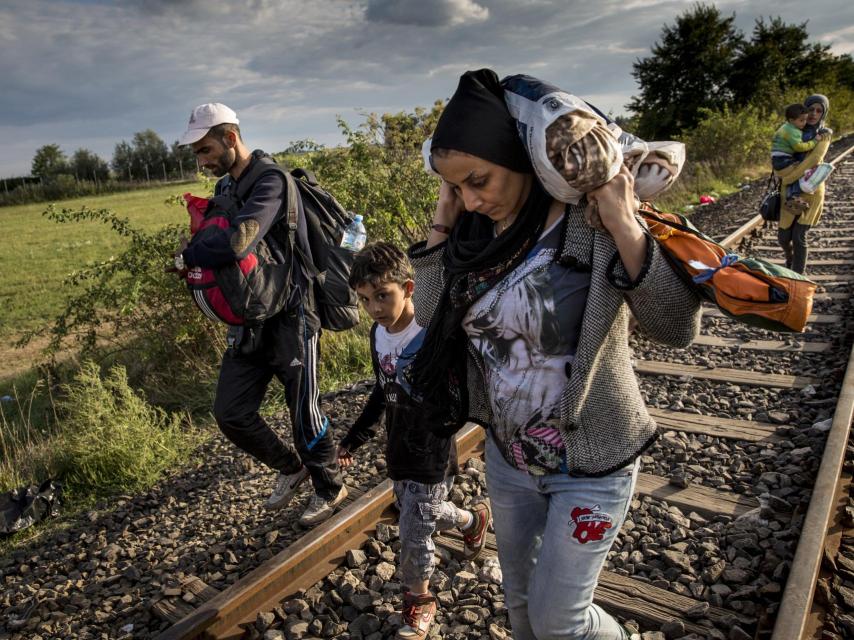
top-left (179, 103), bottom-right (240, 145)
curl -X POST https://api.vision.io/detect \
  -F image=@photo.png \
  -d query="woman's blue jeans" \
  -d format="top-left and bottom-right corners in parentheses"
top-left (485, 433), bottom-right (638, 640)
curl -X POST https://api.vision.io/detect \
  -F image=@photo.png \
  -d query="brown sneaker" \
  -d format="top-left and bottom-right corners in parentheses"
top-left (396, 592), bottom-right (436, 639)
top-left (462, 499), bottom-right (492, 560)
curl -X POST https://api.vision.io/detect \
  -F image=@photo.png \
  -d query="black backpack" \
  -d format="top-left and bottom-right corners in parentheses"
top-left (759, 174), bottom-right (782, 223)
top-left (234, 157), bottom-right (360, 331)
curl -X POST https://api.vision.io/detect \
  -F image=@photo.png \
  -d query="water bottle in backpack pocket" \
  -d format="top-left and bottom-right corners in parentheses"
top-left (340, 214), bottom-right (367, 251)
top-left (281, 170), bottom-right (362, 331)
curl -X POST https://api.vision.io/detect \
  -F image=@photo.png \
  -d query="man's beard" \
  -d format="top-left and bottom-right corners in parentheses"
top-left (209, 148), bottom-right (236, 177)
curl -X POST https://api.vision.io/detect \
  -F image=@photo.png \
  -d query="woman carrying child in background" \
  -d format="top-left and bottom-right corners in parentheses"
top-left (775, 94), bottom-right (832, 274)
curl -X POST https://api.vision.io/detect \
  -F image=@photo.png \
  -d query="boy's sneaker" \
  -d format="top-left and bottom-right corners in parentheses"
top-left (264, 466), bottom-right (309, 510)
top-left (298, 484), bottom-right (349, 527)
top-left (462, 499), bottom-right (492, 560)
top-left (396, 592), bottom-right (437, 640)
top-left (786, 197), bottom-right (810, 213)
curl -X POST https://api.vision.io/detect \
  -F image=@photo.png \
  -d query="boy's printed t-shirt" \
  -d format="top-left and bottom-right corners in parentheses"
top-left (463, 216), bottom-right (590, 476)
top-left (375, 317), bottom-right (424, 385)
top-left (343, 316), bottom-right (458, 484)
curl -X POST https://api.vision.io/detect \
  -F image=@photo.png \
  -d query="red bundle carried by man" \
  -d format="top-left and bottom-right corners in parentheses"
top-left (181, 193), bottom-right (291, 326)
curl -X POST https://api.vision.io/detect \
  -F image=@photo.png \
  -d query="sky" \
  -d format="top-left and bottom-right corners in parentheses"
top-left (1, 0), bottom-right (852, 177)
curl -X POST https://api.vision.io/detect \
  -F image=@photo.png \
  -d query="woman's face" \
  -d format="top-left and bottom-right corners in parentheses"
top-left (433, 151), bottom-right (532, 225)
top-left (806, 103), bottom-right (824, 126)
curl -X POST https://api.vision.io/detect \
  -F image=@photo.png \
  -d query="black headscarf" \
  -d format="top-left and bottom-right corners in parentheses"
top-left (431, 69), bottom-right (532, 174)
top-left (412, 69), bottom-right (554, 436)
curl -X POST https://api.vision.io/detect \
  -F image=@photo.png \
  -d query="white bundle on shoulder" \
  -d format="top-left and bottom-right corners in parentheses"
top-left (502, 74), bottom-right (686, 203)
top-left (422, 74), bottom-right (686, 204)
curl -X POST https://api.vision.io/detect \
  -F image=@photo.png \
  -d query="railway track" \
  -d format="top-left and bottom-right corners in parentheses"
top-left (151, 142), bottom-right (854, 640)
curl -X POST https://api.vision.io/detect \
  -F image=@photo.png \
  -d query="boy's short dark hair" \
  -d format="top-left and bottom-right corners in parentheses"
top-left (348, 242), bottom-right (414, 289)
top-left (785, 104), bottom-right (808, 121)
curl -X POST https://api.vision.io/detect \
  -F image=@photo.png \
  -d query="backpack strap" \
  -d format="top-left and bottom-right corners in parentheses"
top-left (234, 155), bottom-right (287, 204)
top-left (282, 171), bottom-right (319, 279)
top-left (291, 167), bottom-right (319, 186)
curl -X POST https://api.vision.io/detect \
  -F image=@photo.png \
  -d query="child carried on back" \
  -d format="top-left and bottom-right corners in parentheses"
top-left (771, 103), bottom-right (832, 212)
top-left (337, 242), bottom-right (491, 640)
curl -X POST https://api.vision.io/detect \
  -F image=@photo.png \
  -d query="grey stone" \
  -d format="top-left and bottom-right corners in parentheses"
top-left (478, 558), bottom-right (503, 585)
top-left (374, 562), bottom-right (396, 582)
top-left (729, 626), bottom-right (752, 640)
top-left (348, 613), bottom-right (381, 636)
top-left (346, 550), bottom-right (367, 568)
top-left (284, 620), bottom-right (309, 640)
top-left (660, 619), bottom-right (685, 639)
top-left (375, 523), bottom-right (398, 543)
top-left (685, 601), bottom-right (709, 618)
top-left (488, 623), bottom-right (510, 640)
top-left (662, 551), bottom-right (692, 573)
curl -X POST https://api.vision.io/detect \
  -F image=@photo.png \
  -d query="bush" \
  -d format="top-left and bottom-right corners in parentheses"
top-left (317, 316), bottom-right (373, 393)
top-left (677, 104), bottom-right (776, 181)
top-left (56, 362), bottom-right (205, 498)
top-left (28, 200), bottom-right (225, 412)
top-left (0, 177), bottom-right (196, 208)
top-left (278, 104), bottom-right (445, 248)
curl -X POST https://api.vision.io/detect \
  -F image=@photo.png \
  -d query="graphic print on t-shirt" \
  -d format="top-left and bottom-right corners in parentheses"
top-left (374, 317), bottom-right (423, 390)
top-left (463, 221), bottom-right (589, 475)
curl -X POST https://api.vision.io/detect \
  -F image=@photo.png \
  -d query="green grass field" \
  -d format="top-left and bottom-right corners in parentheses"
top-left (0, 184), bottom-right (194, 339)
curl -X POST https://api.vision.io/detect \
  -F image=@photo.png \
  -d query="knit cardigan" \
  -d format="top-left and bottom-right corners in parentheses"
top-left (409, 203), bottom-right (702, 477)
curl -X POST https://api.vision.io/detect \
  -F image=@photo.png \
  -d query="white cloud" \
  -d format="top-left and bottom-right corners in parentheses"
top-left (365, 0), bottom-right (488, 27)
top-left (1, 0), bottom-right (852, 176)
top-left (819, 24), bottom-right (854, 54)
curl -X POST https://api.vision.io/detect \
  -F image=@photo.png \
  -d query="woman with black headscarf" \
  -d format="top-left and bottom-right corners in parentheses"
top-left (777, 94), bottom-right (832, 273)
top-left (407, 69), bottom-right (701, 639)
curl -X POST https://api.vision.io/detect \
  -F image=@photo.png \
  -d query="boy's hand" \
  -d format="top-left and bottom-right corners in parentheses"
top-left (337, 445), bottom-right (354, 468)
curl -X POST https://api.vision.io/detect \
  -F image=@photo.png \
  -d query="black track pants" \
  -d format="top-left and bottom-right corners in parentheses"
top-left (213, 305), bottom-right (343, 500)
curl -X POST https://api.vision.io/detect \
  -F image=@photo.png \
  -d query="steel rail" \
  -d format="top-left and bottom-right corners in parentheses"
top-left (771, 145), bottom-right (854, 639)
top-left (156, 424), bottom-right (485, 640)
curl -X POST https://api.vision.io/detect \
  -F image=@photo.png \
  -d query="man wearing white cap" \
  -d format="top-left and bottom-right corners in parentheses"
top-left (176, 103), bottom-right (347, 527)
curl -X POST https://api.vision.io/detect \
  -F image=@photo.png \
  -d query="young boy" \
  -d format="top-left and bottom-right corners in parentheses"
top-left (771, 103), bottom-right (830, 211)
top-left (337, 242), bottom-right (491, 640)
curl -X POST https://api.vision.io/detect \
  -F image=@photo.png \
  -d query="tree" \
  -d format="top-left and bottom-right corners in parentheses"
top-left (281, 139), bottom-right (326, 155)
top-left (130, 130), bottom-right (169, 181)
top-left (112, 141), bottom-right (135, 180)
top-left (627, 3), bottom-right (743, 138)
top-left (832, 55), bottom-right (854, 91)
top-left (170, 140), bottom-right (196, 179)
top-left (70, 148), bottom-right (110, 182)
top-left (31, 144), bottom-right (68, 179)
top-left (728, 17), bottom-right (836, 106)
top-left (111, 131), bottom-right (170, 181)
